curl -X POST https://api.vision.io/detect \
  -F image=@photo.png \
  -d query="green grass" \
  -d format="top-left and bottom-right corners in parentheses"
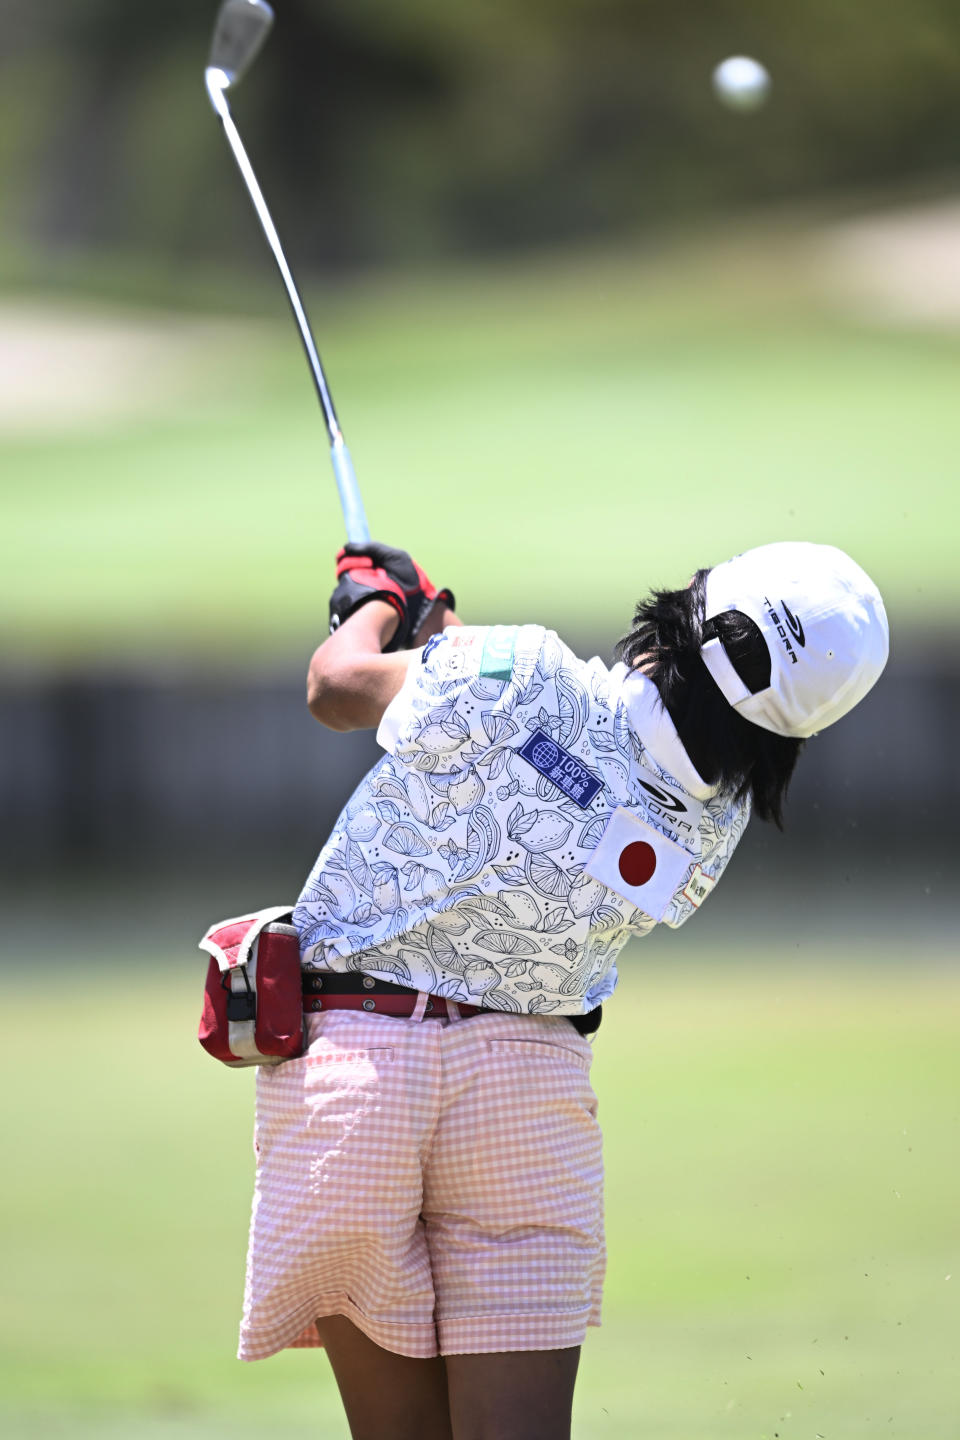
top-left (2, 239), bottom-right (959, 663)
top-left (1, 948), bottom-right (957, 1438)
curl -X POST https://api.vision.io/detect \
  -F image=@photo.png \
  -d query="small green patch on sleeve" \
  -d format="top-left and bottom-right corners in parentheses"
top-left (479, 626), bottom-right (518, 682)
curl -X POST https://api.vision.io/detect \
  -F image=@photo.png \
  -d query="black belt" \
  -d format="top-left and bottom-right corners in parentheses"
top-left (303, 972), bottom-right (427, 997)
top-left (302, 970), bottom-right (602, 1035)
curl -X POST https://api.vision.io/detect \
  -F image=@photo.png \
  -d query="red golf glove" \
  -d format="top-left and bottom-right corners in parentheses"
top-left (329, 542), bottom-right (454, 651)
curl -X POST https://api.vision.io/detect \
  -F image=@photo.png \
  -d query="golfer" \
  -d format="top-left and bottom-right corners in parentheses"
top-left (237, 539), bottom-right (888, 1440)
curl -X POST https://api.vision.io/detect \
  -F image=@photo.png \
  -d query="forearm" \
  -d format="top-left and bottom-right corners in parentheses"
top-left (307, 599), bottom-right (461, 731)
top-left (307, 601), bottom-right (403, 730)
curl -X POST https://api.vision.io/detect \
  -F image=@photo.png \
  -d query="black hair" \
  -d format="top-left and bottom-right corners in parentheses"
top-left (616, 569), bottom-right (803, 827)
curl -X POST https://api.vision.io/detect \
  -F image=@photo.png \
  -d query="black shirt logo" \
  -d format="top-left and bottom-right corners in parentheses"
top-left (639, 780), bottom-right (687, 814)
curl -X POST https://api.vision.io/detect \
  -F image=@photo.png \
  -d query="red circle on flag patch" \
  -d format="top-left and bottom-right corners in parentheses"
top-left (618, 841), bottom-right (657, 887)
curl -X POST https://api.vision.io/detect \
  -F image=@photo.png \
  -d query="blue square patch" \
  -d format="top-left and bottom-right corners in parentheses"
top-left (517, 730), bottom-right (603, 809)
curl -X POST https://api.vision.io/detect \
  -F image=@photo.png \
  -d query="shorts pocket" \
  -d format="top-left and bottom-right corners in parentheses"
top-left (257, 1043), bottom-right (394, 1088)
top-left (487, 1036), bottom-right (591, 1072)
top-left (256, 1042), bottom-right (398, 1203)
top-left (299, 1045), bottom-right (396, 1116)
top-left (305, 1046), bottom-right (394, 1069)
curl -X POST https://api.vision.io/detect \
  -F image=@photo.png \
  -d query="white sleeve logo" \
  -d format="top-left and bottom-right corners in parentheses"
top-left (682, 864), bottom-right (717, 908)
top-left (584, 807), bottom-right (694, 921)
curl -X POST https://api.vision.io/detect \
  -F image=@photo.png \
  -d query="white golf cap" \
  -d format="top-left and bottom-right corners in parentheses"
top-left (700, 541), bottom-right (889, 739)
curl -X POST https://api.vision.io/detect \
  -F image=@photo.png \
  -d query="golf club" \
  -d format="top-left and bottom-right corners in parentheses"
top-left (205, 0), bottom-right (370, 544)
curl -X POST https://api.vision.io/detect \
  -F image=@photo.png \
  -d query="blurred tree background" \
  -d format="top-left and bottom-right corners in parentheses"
top-left (3, 0), bottom-right (960, 280)
top-left (0, 0), bottom-right (957, 876)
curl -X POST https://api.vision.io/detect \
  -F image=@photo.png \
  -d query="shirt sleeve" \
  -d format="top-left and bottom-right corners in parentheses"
top-left (377, 624), bottom-right (544, 768)
top-left (659, 792), bottom-right (752, 929)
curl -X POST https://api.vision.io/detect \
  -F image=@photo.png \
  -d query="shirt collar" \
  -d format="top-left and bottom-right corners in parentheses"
top-left (608, 662), bottom-right (718, 802)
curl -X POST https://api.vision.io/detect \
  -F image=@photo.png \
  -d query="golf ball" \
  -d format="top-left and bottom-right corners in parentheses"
top-left (712, 55), bottom-right (771, 112)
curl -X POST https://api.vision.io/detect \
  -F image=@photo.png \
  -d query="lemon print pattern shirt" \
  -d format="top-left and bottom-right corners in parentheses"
top-left (294, 625), bottom-right (751, 1015)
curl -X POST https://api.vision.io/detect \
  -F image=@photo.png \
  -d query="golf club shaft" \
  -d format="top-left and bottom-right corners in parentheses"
top-left (206, 72), bottom-right (370, 544)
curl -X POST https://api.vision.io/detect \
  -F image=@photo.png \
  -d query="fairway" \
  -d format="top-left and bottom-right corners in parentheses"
top-left (1, 948), bottom-right (957, 1439)
top-left (2, 235), bottom-right (958, 663)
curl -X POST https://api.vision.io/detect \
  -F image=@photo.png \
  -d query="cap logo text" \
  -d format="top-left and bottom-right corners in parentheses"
top-left (764, 597), bottom-right (801, 665)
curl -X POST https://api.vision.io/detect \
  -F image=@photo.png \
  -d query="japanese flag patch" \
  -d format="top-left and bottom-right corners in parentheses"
top-left (584, 807), bottom-right (695, 921)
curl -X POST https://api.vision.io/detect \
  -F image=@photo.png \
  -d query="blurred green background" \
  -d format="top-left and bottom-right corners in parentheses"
top-left (1, 1), bottom-right (958, 1437)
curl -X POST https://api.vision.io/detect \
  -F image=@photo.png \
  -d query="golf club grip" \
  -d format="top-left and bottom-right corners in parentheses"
top-left (330, 437), bottom-right (370, 544)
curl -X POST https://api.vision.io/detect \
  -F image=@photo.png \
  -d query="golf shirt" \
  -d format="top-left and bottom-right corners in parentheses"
top-left (294, 625), bottom-right (750, 1014)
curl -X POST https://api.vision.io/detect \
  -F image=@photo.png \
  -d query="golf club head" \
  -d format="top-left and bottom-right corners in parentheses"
top-left (208, 0), bottom-right (274, 88)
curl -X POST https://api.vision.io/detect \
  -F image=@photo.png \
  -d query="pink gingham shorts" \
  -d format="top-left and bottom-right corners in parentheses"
top-left (238, 1005), bottom-right (605, 1360)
